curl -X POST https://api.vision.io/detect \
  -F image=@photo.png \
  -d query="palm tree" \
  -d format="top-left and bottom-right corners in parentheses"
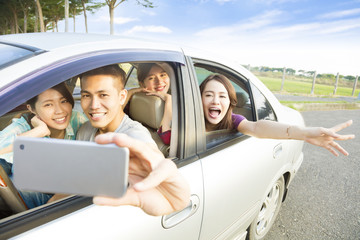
top-left (35, 0), bottom-right (45, 32)
top-left (105, 0), bottom-right (154, 35)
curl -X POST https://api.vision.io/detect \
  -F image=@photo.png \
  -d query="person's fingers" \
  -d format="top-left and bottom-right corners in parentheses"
top-left (93, 188), bottom-right (140, 207)
top-left (323, 144), bottom-right (339, 157)
top-left (95, 133), bottom-right (164, 169)
top-left (330, 141), bottom-right (349, 156)
top-left (95, 133), bottom-right (148, 156)
top-left (331, 120), bottom-right (353, 133)
top-left (133, 159), bottom-right (177, 192)
top-left (333, 134), bottom-right (355, 141)
top-left (319, 127), bottom-right (341, 138)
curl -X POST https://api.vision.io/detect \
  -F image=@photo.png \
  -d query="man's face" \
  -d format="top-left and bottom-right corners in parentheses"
top-left (80, 75), bottom-right (127, 133)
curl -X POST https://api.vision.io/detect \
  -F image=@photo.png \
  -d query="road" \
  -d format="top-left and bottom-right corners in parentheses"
top-left (265, 109), bottom-right (360, 240)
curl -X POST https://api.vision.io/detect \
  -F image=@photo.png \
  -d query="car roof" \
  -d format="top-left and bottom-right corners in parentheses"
top-left (0, 33), bottom-right (180, 52)
top-left (0, 33), bottom-right (185, 89)
top-left (0, 33), bottom-right (265, 99)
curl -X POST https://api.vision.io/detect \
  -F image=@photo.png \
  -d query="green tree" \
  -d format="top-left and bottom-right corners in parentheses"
top-left (19, 0), bottom-right (34, 33)
top-left (41, 0), bottom-right (65, 32)
top-left (0, 1), bottom-right (13, 34)
top-left (344, 75), bottom-right (355, 81)
top-left (105, 0), bottom-right (154, 35)
top-left (35, 0), bottom-right (45, 32)
top-left (286, 68), bottom-right (296, 75)
top-left (0, 0), bottom-right (20, 34)
top-left (69, 0), bottom-right (83, 32)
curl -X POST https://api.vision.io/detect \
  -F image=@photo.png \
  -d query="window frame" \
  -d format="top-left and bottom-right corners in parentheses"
top-left (188, 57), bottom-right (257, 152)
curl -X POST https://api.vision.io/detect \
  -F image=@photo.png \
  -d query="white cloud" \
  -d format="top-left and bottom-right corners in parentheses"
top-left (114, 17), bottom-right (139, 25)
top-left (262, 17), bottom-right (360, 39)
top-left (215, 0), bottom-right (234, 4)
top-left (318, 18), bottom-right (360, 34)
top-left (251, 0), bottom-right (299, 5)
top-left (124, 25), bottom-right (172, 34)
top-left (141, 9), bottom-right (157, 16)
top-left (188, 10), bottom-right (360, 76)
top-left (318, 8), bottom-right (360, 19)
top-left (93, 16), bottom-right (139, 25)
top-left (195, 10), bottom-right (282, 37)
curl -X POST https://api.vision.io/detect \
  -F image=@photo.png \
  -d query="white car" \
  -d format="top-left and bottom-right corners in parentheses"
top-left (0, 33), bottom-right (304, 240)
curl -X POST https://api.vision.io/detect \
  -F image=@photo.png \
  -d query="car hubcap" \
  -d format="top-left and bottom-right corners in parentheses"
top-left (255, 182), bottom-right (281, 236)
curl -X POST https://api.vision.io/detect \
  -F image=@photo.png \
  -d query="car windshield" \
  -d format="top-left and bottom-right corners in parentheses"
top-left (0, 43), bottom-right (36, 69)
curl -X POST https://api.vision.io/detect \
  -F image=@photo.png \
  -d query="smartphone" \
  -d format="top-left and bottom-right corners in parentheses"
top-left (12, 137), bottom-right (129, 198)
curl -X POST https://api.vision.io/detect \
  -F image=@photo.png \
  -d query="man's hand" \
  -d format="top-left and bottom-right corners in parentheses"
top-left (92, 133), bottom-right (190, 216)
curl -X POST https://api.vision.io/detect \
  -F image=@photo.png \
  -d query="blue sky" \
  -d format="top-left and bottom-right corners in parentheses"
top-left (59, 0), bottom-right (360, 76)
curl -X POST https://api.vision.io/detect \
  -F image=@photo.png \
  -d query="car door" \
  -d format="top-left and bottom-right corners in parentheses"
top-left (0, 49), bottom-right (204, 239)
top-left (187, 58), bottom-right (289, 240)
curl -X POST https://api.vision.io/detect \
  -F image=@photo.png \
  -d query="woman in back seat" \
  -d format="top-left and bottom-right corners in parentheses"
top-left (124, 63), bottom-right (172, 145)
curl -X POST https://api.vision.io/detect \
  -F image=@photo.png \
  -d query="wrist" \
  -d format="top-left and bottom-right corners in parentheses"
top-left (36, 126), bottom-right (50, 137)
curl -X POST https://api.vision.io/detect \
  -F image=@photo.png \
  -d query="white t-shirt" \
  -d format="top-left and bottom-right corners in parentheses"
top-left (76, 114), bottom-right (155, 145)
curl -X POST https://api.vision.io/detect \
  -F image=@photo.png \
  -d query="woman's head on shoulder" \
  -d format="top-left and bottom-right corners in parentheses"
top-left (137, 63), bottom-right (170, 94)
top-left (200, 74), bottom-right (237, 131)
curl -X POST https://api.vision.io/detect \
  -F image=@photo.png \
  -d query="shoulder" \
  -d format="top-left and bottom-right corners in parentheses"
top-left (231, 113), bottom-right (246, 129)
top-left (116, 115), bottom-right (155, 144)
top-left (76, 121), bottom-right (96, 141)
top-left (117, 115), bottom-right (148, 134)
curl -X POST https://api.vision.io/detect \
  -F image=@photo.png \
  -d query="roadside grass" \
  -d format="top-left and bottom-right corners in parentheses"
top-left (258, 76), bottom-right (360, 97)
top-left (281, 101), bottom-right (360, 111)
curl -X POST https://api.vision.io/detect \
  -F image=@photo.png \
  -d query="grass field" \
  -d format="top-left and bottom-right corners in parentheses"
top-left (257, 76), bottom-right (360, 97)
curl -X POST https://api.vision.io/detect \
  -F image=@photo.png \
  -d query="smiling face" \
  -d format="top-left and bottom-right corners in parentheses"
top-left (202, 80), bottom-right (231, 130)
top-left (140, 65), bottom-right (170, 93)
top-left (80, 75), bottom-right (127, 134)
top-left (31, 89), bottom-right (73, 131)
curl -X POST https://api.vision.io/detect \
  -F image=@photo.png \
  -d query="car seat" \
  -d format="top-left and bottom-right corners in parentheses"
top-left (129, 92), bottom-right (170, 157)
top-left (0, 165), bottom-right (28, 216)
top-left (233, 91), bottom-right (253, 121)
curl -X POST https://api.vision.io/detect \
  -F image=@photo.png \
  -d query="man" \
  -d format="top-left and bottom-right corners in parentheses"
top-left (77, 64), bottom-right (189, 216)
top-left (77, 64), bottom-right (155, 145)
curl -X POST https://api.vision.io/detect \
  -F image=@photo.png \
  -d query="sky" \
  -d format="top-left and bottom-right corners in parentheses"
top-left (58, 0), bottom-right (360, 76)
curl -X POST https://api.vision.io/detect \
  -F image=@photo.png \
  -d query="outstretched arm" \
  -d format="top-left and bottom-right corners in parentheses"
top-left (238, 119), bottom-right (355, 156)
top-left (92, 133), bottom-right (190, 216)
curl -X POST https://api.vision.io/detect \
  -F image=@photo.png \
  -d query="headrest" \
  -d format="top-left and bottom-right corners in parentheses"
top-left (236, 92), bottom-right (248, 108)
top-left (129, 92), bottom-right (164, 129)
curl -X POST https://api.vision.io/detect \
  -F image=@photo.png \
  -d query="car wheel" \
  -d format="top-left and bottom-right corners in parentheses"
top-left (247, 176), bottom-right (285, 240)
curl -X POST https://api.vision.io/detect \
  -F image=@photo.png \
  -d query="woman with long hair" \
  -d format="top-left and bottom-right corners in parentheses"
top-left (200, 74), bottom-right (354, 156)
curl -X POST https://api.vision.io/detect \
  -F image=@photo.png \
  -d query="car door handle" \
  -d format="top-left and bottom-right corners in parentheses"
top-left (162, 194), bottom-right (200, 229)
top-left (273, 143), bottom-right (282, 159)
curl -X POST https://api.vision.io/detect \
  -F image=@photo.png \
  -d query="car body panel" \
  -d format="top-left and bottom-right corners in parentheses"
top-left (12, 162), bottom-right (204, 240)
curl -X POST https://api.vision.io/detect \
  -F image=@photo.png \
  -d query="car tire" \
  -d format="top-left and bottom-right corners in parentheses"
top-left (247, 176), bottom-right (285, 240)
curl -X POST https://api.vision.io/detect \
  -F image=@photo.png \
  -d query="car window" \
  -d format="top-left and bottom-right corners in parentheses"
top-left (0, 43), bottom-right (35, 69)
top-left (0, 61), bottom-right (179, 222)
top-left (121, 63), bottom-right (140, 89)
top-left (191, 60), bottom-right (254, 148)
top-left (251, 83), bottom-right (277, 121)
